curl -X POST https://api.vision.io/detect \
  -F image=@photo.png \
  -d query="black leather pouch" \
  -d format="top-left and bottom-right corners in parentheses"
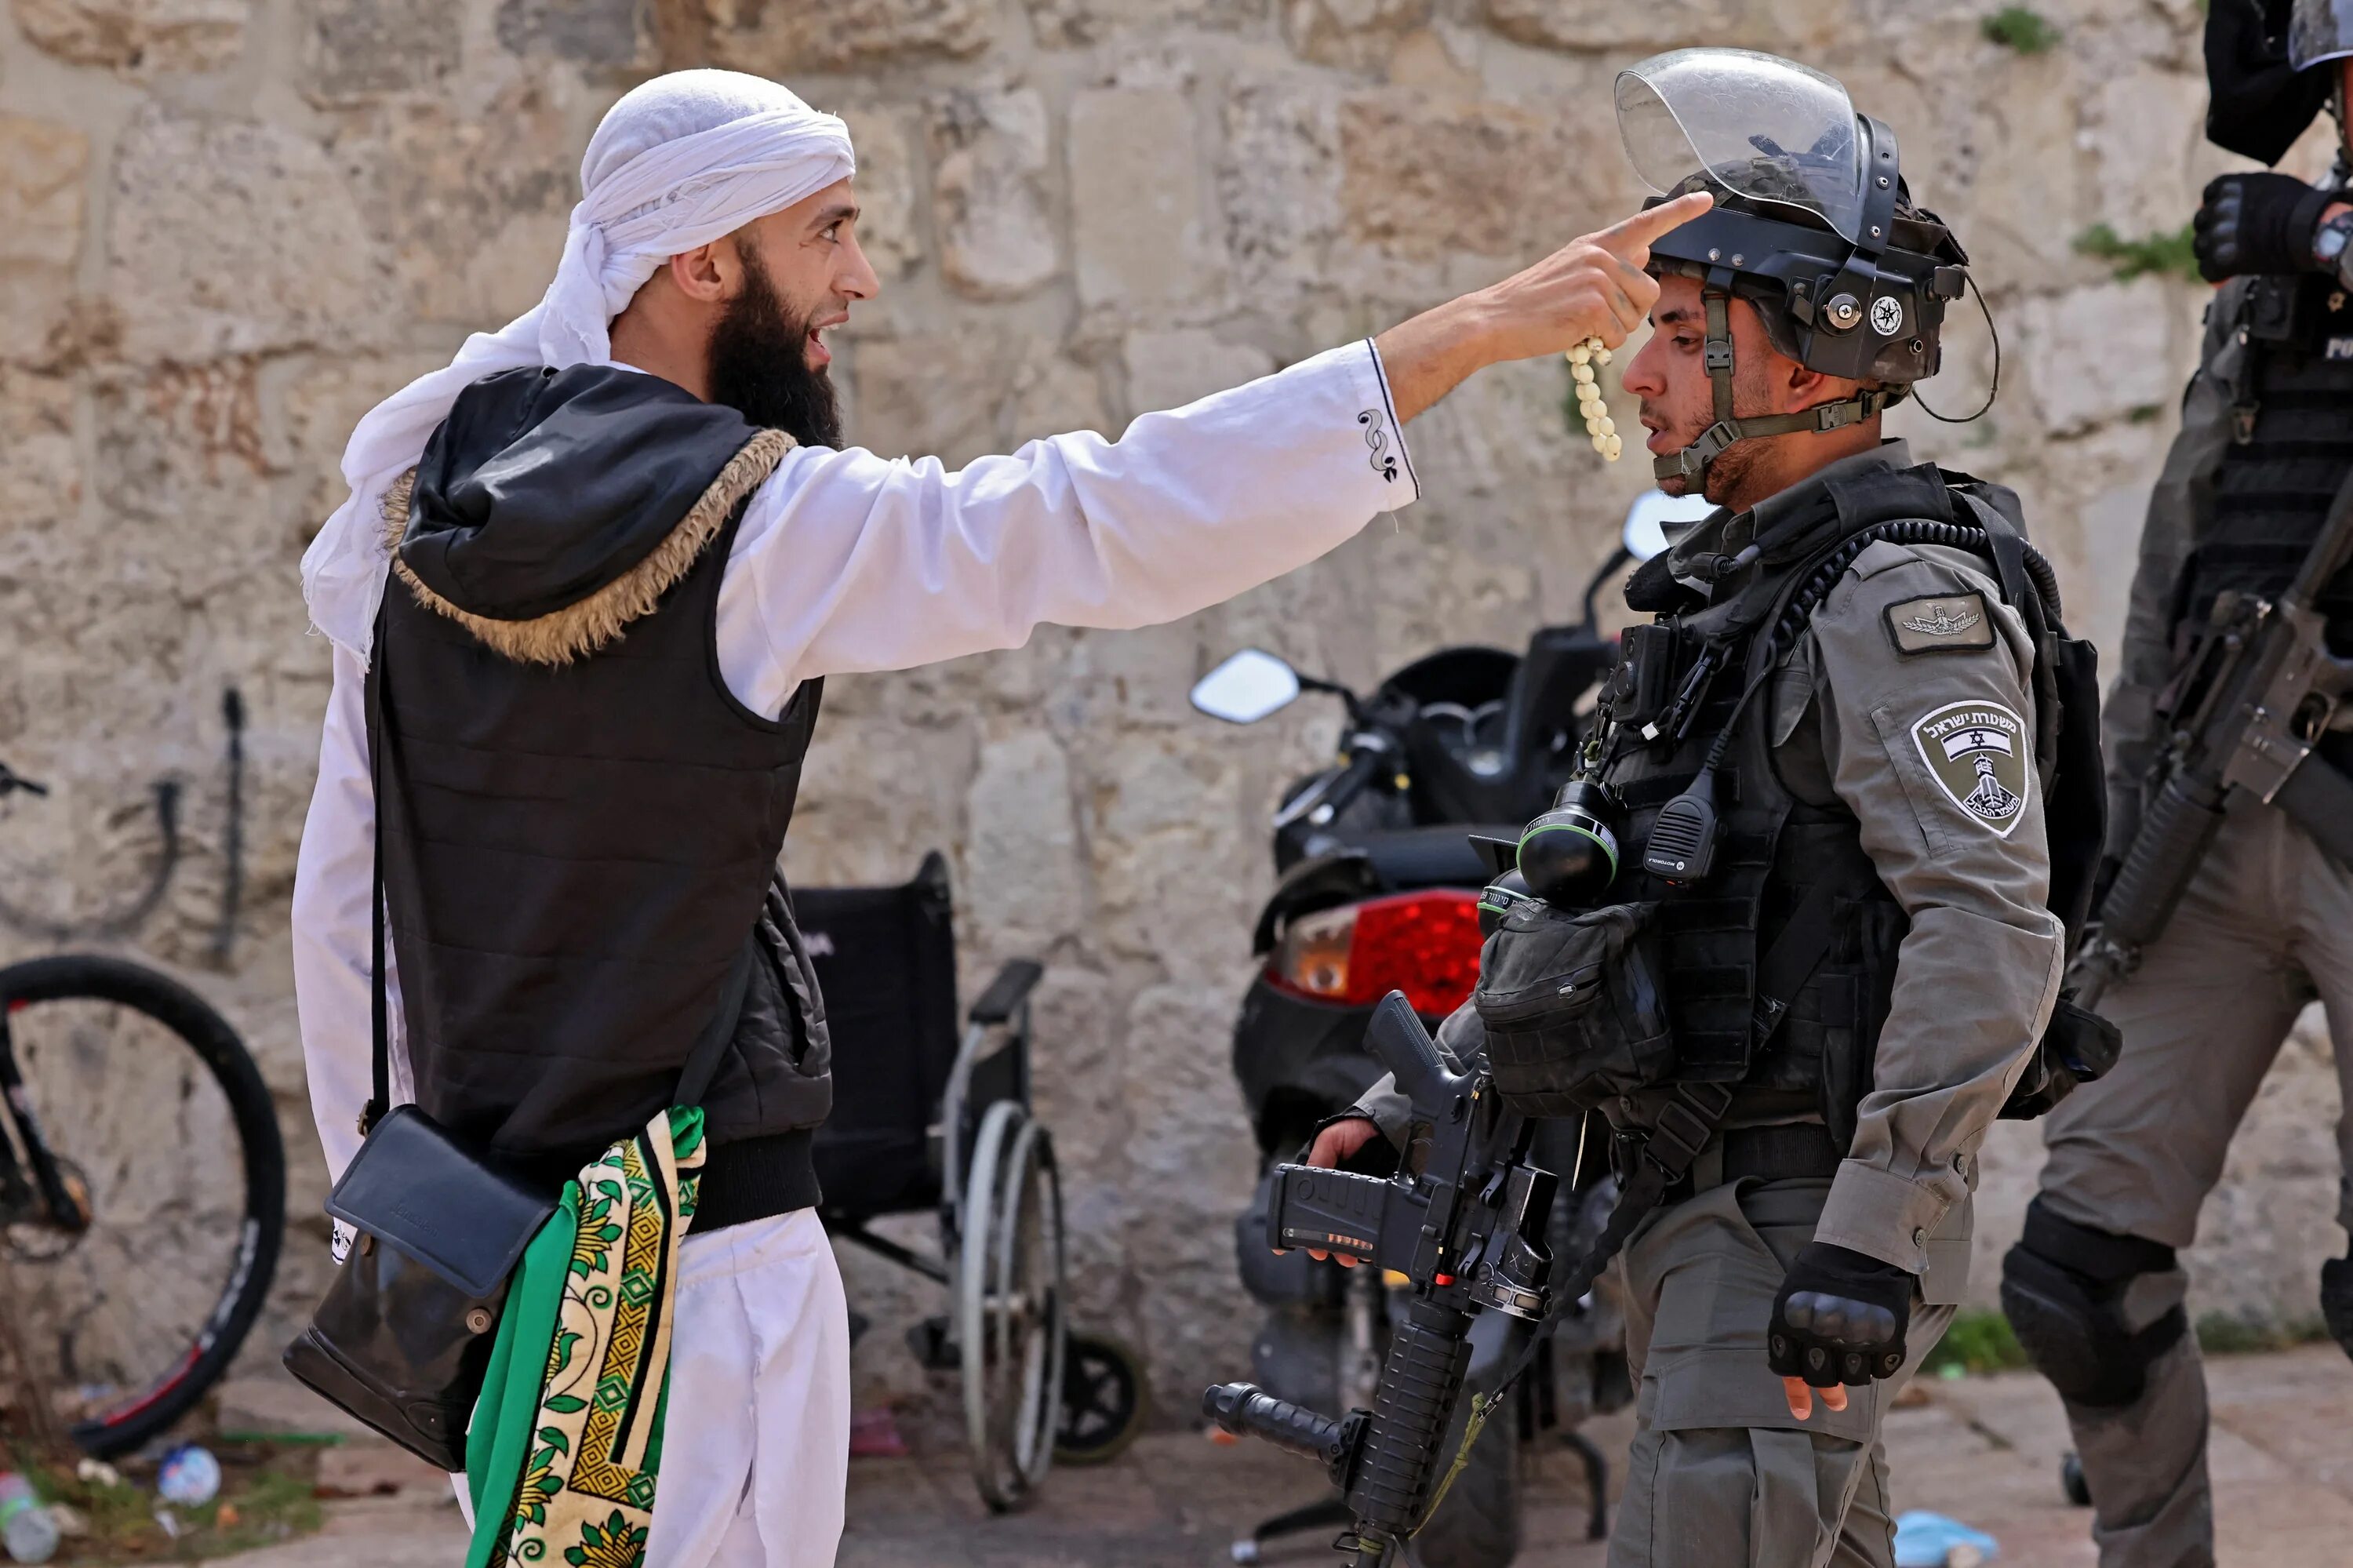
top-left (282, 1107), bottom-right (558, 1471)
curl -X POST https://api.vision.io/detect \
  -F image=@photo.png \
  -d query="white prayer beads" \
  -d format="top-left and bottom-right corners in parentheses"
top-left (1567, 337), bottom-right (1623, 461)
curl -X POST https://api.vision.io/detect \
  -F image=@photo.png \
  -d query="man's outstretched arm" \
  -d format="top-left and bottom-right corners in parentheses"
top-left (1373, 195), bottom-right (1706, 422)
top-left (715, 195), bottom-right (1710, 713)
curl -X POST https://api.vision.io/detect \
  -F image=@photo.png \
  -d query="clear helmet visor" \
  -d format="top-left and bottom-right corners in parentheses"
top-left (1615, 48), bottom-right (1867, 242)
top-left (2292, 0), bottom-right (2353, 70)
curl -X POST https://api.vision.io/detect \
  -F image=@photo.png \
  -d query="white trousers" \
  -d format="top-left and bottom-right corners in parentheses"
top-left (644, 1208), bottom-right (853, 1568)
top-left (456, 1208), bottom-right (851, 1566)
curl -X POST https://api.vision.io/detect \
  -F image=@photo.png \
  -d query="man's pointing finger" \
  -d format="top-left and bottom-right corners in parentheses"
top-left (1593, 190), bottom-right (1715, 260)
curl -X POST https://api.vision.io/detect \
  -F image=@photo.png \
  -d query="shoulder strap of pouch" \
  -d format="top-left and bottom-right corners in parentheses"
top-left (362, 620), bottom-right (390, 1138)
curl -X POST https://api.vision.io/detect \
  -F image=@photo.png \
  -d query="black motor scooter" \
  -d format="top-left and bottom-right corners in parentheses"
top-left (1190, 493), bottom-right (1700, 1567)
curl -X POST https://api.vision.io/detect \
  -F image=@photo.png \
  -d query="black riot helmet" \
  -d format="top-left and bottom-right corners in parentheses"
top-left (2206, 0), bottom-right (2344, 164)
top-left (1614, 49), bottom-right (1971, 489)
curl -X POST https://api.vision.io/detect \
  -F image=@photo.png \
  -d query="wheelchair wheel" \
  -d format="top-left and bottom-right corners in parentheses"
top-left (1055, 1330), bottom-right (1150, 1464)
top-left (958, 1100), bottom-right (1068, 1512)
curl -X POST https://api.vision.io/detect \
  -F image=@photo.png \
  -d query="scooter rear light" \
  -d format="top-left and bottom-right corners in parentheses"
top-left (1266, 890), bottom-right (1486, 1017)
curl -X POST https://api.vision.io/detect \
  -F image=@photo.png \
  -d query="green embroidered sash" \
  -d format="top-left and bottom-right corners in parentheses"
top-left (466, 1106), bottom-right (705, 1568)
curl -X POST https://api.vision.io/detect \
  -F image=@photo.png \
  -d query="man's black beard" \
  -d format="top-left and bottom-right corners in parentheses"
top-left (706, 247), bottom-right (843, 449)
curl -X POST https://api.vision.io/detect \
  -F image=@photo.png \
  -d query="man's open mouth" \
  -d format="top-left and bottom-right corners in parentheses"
top-left (806, 312), bottom-right (848, 369)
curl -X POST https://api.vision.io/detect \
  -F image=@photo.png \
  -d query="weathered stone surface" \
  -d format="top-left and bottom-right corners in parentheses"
top-left (12, 0), bottom-right (249, 71)
top-left (2020, 275), bottom-right (2177, 436)
top-left (107, 108), bottom-right (391, 362)
top-left (280, 351), bottom-right (455, 526)
top-left (303, 0), bottom-right (461, 100)
top-left (1070, 87), bottom-right (1212, 311)
top-left (2085, 69), bottom-right (2209, 241)
top-left (849, 325), bottom-right (1103, 467)
top-left (1219, 78), bottom-right (1343, 294)
top-left (1021, 0), bottom-right (1247, 48)
top-left (838, 106), bottom-right (922, 278)
top-left (0, 117), bottom-right (90, 269)
top-left (496, 0), bottom-right (644, 64)
top-left (1282, 0), bottom-right (1427, 68)
top-left (0, 371), bottom-right (82, 548)
top-left (930, 86), bottom-right (1056, 300)
top-left (1100, 980), bottom-right (1264, 1411)
top-left (1480, 0), bottom-right (1856, 53)
top-left (1121, 328), bottom-right (1272, 417)
top-left (960, 729), bottom-right (1084, 953)
top-left (678, 0), bottom-right (996, 75)
top-left (356, 82), bottom-right (576, 327)
top-left (1337, 89), bottom-right (1613, 265)
top-left (0, 117), bottom-right (92, 368)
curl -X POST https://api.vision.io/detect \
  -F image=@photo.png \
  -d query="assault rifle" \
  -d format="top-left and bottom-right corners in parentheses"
top-left (2071, 467), bottom-right (2353, 1006)
top-left (1202, 992), bottom-right (1555, 1566)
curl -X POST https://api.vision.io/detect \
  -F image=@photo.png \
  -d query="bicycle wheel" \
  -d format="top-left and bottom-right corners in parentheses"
top-left (0, 955), bottom-right (284, 1457)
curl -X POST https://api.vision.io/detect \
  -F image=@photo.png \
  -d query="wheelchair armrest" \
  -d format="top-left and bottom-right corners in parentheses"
top-left (968, 959), bottom-right (1044, 1027)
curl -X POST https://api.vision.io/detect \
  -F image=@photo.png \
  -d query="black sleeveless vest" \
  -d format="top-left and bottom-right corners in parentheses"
top-left (373, 364), bottom-right (831, 1227)
top-left (2188, 273), bottom-right (2353, 638)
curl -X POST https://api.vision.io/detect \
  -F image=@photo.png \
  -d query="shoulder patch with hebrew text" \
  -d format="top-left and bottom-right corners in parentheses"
top-left (1884, 591), bottom-right (1995, 656)
top-left (1910, 700), bottom-right (2032, 837)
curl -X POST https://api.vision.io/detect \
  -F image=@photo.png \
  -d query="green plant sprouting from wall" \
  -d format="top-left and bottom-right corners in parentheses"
top-left (1983, 5), bottom-right (2061, 54)
top-left (2075, 223), bottom-right (2202, 284)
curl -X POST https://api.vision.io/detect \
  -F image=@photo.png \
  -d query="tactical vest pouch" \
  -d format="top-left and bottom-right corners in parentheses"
top-left (1473, 900), bottom-right (1673, 1117)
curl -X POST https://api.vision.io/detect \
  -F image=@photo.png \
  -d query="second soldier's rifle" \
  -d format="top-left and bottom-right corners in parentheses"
top-left (2072, 464), bottom-right (2353, 1006)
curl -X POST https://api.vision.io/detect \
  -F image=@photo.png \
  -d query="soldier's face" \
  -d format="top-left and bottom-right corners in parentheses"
top-left (1621, 275), bottom-right (1778, 502)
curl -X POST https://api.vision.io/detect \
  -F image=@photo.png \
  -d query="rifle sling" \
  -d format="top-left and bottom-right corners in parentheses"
top-left (2270, 748), bottom-right (2353, 867)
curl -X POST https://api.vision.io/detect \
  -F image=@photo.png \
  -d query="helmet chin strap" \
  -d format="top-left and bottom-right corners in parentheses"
top-left (1651, 281), bottom-right (1906, 489)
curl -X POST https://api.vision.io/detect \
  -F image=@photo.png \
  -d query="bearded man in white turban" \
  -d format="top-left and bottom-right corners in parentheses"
top-left (288, 68), bottom-right (1707, 1567)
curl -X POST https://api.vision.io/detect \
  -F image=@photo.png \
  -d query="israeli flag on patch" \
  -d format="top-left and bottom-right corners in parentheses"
top-left (1940, 726), bottom-right (2013, 762)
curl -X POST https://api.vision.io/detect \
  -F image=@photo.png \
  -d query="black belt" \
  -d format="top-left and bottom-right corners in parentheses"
top-left (1619, 1121), bottom-right (1844, 1202)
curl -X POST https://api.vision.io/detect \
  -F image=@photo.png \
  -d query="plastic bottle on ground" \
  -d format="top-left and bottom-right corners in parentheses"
top-left (156, 1446), bottom-right (221, 1508)
top-left (0, 1473), bottom-right (60, 1565)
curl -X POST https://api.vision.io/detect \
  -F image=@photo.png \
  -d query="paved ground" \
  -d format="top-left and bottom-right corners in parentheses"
top-left (200, 1345), bottom-right (2353, 1567)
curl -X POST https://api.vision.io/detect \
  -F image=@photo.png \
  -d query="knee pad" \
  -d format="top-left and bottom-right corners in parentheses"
top-left (2000, 1199), bottom-right (2186, 1410)
top-left (2321, 1257), bottom-right (2353, 1362)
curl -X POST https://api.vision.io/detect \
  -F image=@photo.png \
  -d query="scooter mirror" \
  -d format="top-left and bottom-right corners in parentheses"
top-left (1623, 489), bottom-right (1712, 563)
top-left (1191, 649), bottom-right (1303, 725)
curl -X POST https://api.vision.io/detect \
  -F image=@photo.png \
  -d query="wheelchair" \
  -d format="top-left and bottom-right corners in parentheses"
top-left (799, 853), bottom-right (1146, 1509)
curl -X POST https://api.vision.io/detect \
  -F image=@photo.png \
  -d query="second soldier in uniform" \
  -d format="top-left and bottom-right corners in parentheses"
top-left (1310, 49), bottom-right (2105, 1567)
top-left (2003, 5), bottom-right (2353, 1566)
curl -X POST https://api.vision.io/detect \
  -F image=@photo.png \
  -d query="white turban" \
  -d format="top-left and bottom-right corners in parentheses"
top-left (301, 69), bottom-right (856, 660)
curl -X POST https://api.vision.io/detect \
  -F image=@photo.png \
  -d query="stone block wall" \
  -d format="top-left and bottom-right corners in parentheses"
top-left (0, 0), bottom-right (2342, 1424)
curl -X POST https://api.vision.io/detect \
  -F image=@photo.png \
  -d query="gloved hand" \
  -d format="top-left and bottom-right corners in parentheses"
top-left (2319, 1254), bottom-right (2353, 1359)
top-left (2193, 172), bottom-right (2337, 282)
top-left (1768, 1241), bottom-right (1913, 1390)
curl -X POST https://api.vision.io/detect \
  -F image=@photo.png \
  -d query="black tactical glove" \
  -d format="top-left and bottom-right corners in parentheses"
top-left (1768, 1242), bottom-right (1913, 1388)
top-left (2204, 0), bottom-right (2333, 166)
top-left (2193, 172), bottom-right (2337, 282)
top-left (2321, 1255), bottom-right (2353, 1360)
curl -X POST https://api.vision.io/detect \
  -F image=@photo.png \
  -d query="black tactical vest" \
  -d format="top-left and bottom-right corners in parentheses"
top-left (1586, 457), bottom-right (2097, 1142)
top-left (2188, 273), bottom-right (2353, 638)
top-left (1595, 596), bottom-right (1904, 1144)
top-left (373, 366), bottom-right (833, 1228)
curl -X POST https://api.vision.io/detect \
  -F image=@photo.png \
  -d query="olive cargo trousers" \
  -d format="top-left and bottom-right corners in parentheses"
top-left (1609, 1177), bottom-right (1955, 1568)
top-left (2035, 795), bottom-right (2353, 1568)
